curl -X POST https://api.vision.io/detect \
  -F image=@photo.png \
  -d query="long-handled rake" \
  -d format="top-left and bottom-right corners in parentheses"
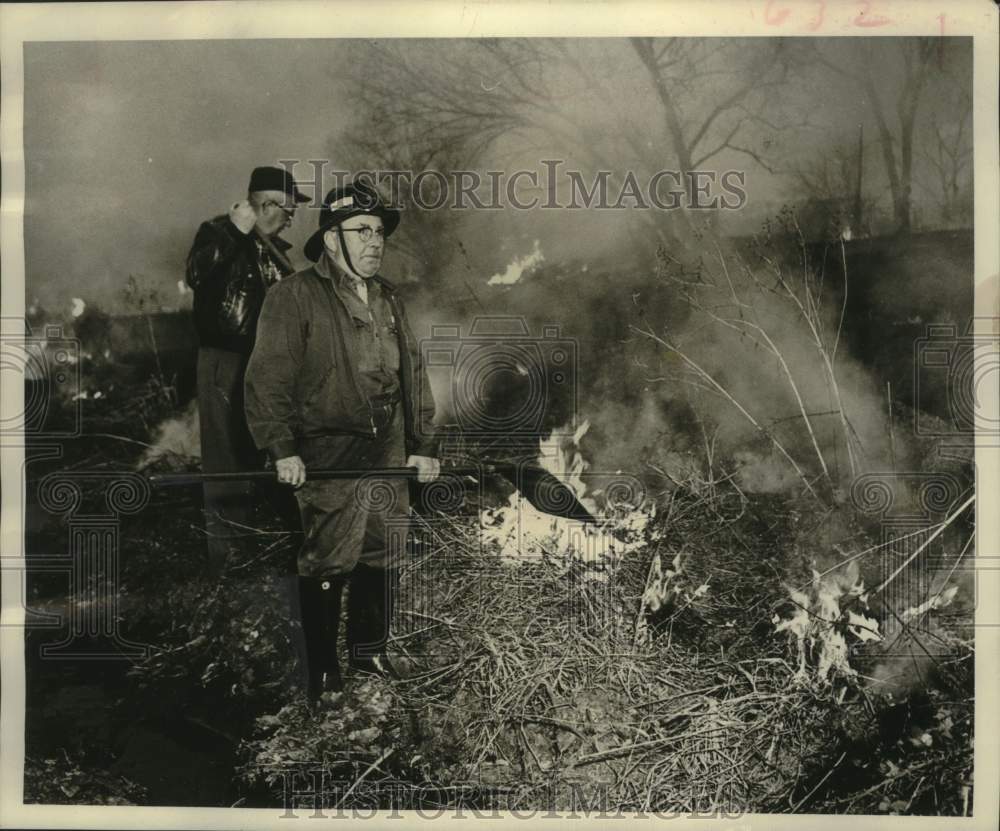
top-left (148, 458), bottom-right (597, 524)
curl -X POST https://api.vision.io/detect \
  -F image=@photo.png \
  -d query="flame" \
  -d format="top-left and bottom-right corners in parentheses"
top-left (486, 240), bottom-right (544, 286)
top-left (641, 552), bottom-right (682, 614)
top-left (71, 298), bottom-right (86, 318)
top-left (772, 566), bottom-right (881, 684)
top-left (637, 552), bottom-right (710, 619)
top-left (901, 585), bottom-right (958, 622)
top-left (480, 418), bottom-right (656, 577)
top-left (537, 419), bottom-right (593, 506)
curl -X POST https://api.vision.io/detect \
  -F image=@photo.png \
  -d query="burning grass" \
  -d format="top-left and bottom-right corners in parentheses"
top-left (238, 468), bottom-right (974, 814)
top-left (23, 402), bottom-right (974, 814)
top-left (387, 510), bottom-right (841, 812)
top-left (24, 312), bottom-right (975, 814)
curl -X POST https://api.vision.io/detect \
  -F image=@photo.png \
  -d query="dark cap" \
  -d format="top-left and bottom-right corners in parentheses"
top-left (304, 179), bottom-right (400, 262)
top-left (248, 166), bottom-right (310, 203)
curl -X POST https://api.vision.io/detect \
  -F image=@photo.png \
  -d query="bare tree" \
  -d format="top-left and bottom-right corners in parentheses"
top-left (791, 136), bottom-right (880, 239)
top-left (339, 38), bottom-right (799, 264)
top-left (339, 112), bottom-right (473, 291)
top-left (913, 85), bottom-right (973, 227)
top-left (628, 38), bottom-right (792, 177)
top-left (814, 38), bottom-right (939, 234)
top-left (338, 41), bottom-right (574, 293)
top-left (794, 141), bottom-right (859, 205)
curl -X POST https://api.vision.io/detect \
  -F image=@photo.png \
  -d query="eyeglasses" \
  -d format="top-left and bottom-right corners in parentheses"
top-left (339, 226), bottom-right (385, 243)
top-left (264, 200), bottom-right (295, 220)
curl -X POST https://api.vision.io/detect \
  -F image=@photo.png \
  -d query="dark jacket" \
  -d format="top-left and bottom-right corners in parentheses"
top-left (185, 215), bottom-right (294, 354)
top-left (243, 255), bottom-right (438, 461)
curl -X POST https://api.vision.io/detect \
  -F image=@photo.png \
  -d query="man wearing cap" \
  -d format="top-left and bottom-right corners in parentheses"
top-left (244, 180), bottom-right (440, 700)
top-left (185, 166), bottom-right (310, 573)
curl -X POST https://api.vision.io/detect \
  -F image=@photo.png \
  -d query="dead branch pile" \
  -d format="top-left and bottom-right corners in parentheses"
top-left (236, 471), bottom-right (973, 814)
top-left (383, 498), bottom-right (864, 813)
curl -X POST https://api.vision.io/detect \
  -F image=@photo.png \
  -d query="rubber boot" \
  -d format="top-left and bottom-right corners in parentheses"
top-left (346, 564), bottom-right (400, 679)
top-left (298, 575), bottom-right (346, 700)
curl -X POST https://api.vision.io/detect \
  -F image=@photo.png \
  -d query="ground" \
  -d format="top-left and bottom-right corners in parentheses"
top-left (21, 380), bottom-right (975, 815)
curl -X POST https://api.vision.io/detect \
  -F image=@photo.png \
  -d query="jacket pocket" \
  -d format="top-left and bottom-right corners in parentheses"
top-left (302, 364), bottom-right (335, 410)
top-left (300, 364), bottom-right (372, 436)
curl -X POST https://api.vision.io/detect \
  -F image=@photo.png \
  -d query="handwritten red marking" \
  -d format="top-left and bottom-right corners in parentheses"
top-left (764, 0), bottom-right (791, 26)
top-left (937, 13), bottom-right (947, 68)
top-left (806, 0), bottom-right (827, 31)
top-left (853, 0), bottom-right (892, 27)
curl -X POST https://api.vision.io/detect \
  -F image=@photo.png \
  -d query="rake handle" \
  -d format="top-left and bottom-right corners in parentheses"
top-left (148, 466), bottom-right (485, 488)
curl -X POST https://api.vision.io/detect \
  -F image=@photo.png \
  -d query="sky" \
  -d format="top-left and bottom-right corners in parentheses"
top-left (23, 40), bottom-right (350, 314)
top-left (21, 37), bottom-right (972, 316)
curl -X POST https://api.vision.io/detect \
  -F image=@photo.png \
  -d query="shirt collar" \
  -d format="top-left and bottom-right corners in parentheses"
top-left (316, 251), bottom-right (373, 292)
top-left (270, 234), bottom-right (292, 253)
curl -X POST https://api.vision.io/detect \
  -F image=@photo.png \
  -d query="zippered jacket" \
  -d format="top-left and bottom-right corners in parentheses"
top-left (244, 256), bottom-right (438, 461)
top-left (185, 215), bottom-right (294, 354)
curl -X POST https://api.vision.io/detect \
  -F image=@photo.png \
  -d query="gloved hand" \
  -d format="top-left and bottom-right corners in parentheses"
top-left (228, 199), bottom-right (258, 235)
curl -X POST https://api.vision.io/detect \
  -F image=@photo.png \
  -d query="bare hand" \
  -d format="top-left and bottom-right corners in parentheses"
top-left (276, 455), bottom-right (306, 488)
top-left (407, 454), bottom-right (441, 483)
top-left (228, 199), bottom-right (257, 234)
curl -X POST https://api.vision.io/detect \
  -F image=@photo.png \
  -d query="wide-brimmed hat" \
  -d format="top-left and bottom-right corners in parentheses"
top-left (248, 166), bottom-right (310, 203)
top-left (304, 180), bottom-right (400, 262)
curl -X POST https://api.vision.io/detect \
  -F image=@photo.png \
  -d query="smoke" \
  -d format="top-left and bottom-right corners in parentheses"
top-left (137, 399), bottom-right (200, 470)
top-left (732, 449), bottom-right (801, 494)
top-left (414, 225), bottom-right (919, 504)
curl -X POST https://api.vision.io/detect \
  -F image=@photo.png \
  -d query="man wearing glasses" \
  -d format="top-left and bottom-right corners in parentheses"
top-left (185, 166), bottom-right (309, 574)
top-left (245, 180), bottom-right (440, 701)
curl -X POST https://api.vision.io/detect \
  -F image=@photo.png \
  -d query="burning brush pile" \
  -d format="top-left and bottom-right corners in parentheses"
top-left (239, 217), bottom-right (974, 815)
top-left (242, 417), bottom-right (973, 815)
top-left (378, 429), bottom-right (860, 812)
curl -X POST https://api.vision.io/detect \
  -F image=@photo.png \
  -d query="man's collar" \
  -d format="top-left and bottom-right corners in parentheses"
top-left (251, 230), bottom-right (292, 253)
top-left (312, 252), bottom-right (398, 296)
top-left (315, 251), bottom-right (369, 289)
